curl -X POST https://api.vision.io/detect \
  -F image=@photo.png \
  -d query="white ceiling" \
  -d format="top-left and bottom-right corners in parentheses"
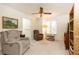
top-left (0, 3), bottom-right (73, 18)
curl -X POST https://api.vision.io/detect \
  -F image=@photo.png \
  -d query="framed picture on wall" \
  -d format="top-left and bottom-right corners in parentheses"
top-left (2, 16), bottom-right (18, 29)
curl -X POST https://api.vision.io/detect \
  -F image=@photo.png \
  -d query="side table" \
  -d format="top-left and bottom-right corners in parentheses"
top-left (20, 34), bottom-right (25, 38)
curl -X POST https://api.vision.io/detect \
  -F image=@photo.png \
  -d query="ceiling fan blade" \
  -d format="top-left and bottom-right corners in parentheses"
top-left (32, 13), bottom-right (39, 14)
top-left (44, 13), bottom-right (52, 14)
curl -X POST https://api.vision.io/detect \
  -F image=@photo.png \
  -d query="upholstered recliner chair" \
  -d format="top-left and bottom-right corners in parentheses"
top-left (33, 30), bottom-right (43, 41)
top-left (1, 30), bottom-right (30, 55)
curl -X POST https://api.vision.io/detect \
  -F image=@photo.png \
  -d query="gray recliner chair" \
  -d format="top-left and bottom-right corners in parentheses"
top-left (1, 30), bottom-right (30, 55)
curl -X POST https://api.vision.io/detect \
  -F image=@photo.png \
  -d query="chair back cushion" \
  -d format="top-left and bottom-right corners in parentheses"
top-left (7, 30), bottom-right (20, 42)
top-left (33, 30), bottom-right (39, 39)
top-left (34, 30), bottom-right (39, 34)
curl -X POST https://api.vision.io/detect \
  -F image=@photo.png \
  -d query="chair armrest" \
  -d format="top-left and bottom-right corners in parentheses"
top-left (38, 34), bottom-right (43, 37)
top-left (39, 34), bottom-right (43, 35)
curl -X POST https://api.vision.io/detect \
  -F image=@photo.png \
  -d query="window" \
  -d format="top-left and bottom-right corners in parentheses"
top-left (23, 18), bottom-right (31, 29)
top-left (42, 20), bottom-right (57, 35)
top-left (22, 18), bottom-right (31, 38)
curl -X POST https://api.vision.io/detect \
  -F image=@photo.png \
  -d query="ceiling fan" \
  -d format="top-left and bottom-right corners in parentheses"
top-left (32, 7), bottom-right (52, 17)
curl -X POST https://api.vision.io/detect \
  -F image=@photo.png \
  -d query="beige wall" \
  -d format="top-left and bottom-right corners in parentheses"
top-left (0, 4), bottom-right (28, 30)
top-left (32, 17), bottom-right (42, 32)
top-left (52, 14), bottom-right (69, 40)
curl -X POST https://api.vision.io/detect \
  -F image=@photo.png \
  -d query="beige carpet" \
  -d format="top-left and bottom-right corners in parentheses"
top-left (25, 39), bottom-right (69, 55)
